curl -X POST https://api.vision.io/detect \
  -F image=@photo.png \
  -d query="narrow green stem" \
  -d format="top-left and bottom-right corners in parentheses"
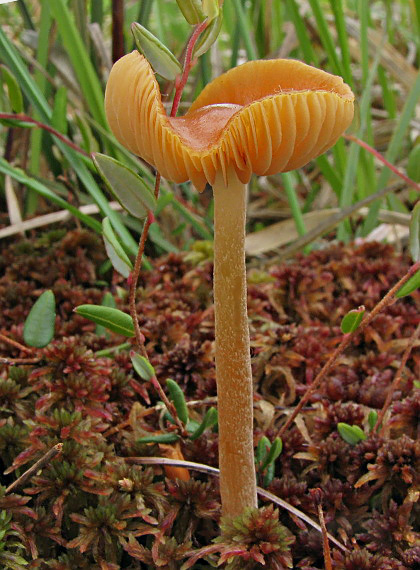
top-left (213, 167), bottom-right (257, 518)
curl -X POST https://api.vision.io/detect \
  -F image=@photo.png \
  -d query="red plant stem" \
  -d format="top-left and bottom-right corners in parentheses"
top-left (344, 134), bottom-right (420, 191)
top-left (170, 19), bottom-right (209, 117)
top-left (277, 261), bottom-right (420, 439)
top-left (5, 443), bottom-right (63, 494)
top-left (127, 21), bottom-right (209, 433)
top-left (0, 332), bottom-right (33, 354)
top-left (0, 113), bottom-right (90, 157)
top-left (376, 322), bottom-right (420, 436)
top-left (0, 357), bottom-right (40, 365)
top-left (317, 500), bottom-right (332, 569)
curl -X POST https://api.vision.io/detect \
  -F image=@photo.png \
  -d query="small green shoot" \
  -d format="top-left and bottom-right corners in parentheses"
top-left (166, 378), bottom-right (189, 425)
top-left (131, 353), bottom-right (155, 381)
top-left (337, 422), bottom-right (367, 445)
top-left (367, 410), bottom-right (378, 432)
top-left (341, 306), bottom-right (365, 334)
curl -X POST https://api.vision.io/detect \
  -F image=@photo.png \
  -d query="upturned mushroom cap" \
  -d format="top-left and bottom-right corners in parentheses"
top-left (105, 51), bottom-right (354, 191)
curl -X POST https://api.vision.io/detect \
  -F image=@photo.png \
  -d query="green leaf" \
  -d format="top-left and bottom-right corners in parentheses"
top-left (51, 86), bottom-right (68, 134)
top-left (93, 153), bottom-right (156, 219)
top-left (0, 64), bottom-right (23, 113)
top-left (368, 410), bottom-right (378, 431)
top-left (23, 290), bottom-right (56, 348)
top-left (396, 269), bottom-right (420, 298)
top-left (337, 422), bottom-right (366, 445)
top-left (137, 433), bottom-right (180, 444)
top-left (261, 437), bottom-right (283, 471)
top-left (131, 22), bottom-right (182, 80)
top-left (166, 378), bottom-right (189, 424)
top-left (341, 307), bottom-right (365, 334)
top-left (75, 304), bottom-right (135, 337)
top-left (202, 0), bottom-right (221, 20)
top-left (176, 0), bottom-right (205, 24)
top-left (256, 436), bottom-right (270, 464)
top-left (102, 217), bottom-right (133, 278)
top-left (95, 292), bottom-right (117, 337)
top-left (131, 353), bottom-right (155, 381)
top-left (193, 11), bottom-right (223, 58)
top-left (189, 407), bottom-right (218, 440)
top-left (407, 145), bottom-right (420, 183)
top-left (409, 201), bottom-right (420, 262)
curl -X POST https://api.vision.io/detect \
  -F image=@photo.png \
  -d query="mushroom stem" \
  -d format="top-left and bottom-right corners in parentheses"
top-left (213, 167), bottom-right (258, 518)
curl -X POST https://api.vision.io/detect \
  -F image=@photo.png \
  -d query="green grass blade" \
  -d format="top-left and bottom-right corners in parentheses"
top-left (0, 28), bottom-right (138, 254)
top-left (231, 0), bottom-right (257, 60)
top-left (285, 0), bottom-right (318, 65)
top-left (362, 71), bottom-right (420, 234)
top-left (307, 0), bottom-right (341, 75)
top-left (48, 0), bottom-right (107, 129)
top-left (329, 0), bottom-right (353, 86)
top-left (0, 158), bottom-right (102, 232)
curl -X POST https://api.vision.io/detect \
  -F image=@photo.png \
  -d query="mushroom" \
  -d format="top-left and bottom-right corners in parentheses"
top-left (105, 52), bottom-right (354, 518)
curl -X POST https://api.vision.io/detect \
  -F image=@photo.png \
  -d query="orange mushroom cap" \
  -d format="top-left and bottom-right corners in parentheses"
top-left (105, 51), bottom-right (354, 191)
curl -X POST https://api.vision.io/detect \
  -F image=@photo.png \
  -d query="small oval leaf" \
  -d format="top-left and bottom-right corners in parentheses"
top-left (137, 433), bottom-right (180, 444)
top-left (341, 307), bottom-right (365, 334)
top-left (166, 378), bottom-right (189, 424)
top-left (337, 422), bottom-right (366, 445)
top-left (131, 353), bottom-right (155, 381)
top-left (409, 201), bottom-right (420, 262)
top-left (131, 22), bottom-right (182, 80)
top-left (189, 407), bottom-right (218, 440)
top-left (396, 269), bottom-right (420, 298)
top-left (93, 153), bottom-right (156, 219)
top-left (23, 290), bottom-right (56, 348)
top-left (102, 217), bottom-right (133, 278)
top-left (75, 304), bottom-right (134, 337)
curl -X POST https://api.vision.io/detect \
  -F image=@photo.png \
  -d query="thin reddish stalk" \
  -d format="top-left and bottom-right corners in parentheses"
top-left (127, 21), bottom-right (209, 432)
top-left (344, 134), bottom-right (420, 191)
top-left (170, 19), bottom-right (209, 117)
top-left (0, 357), bottom-right (40, 365)
top-left (0, 113), bottom-right (89, 157)
top-left (0, 332), bottom-right (33, 354)
top-left (277, 261), bottom-right (420, 439)
top-left (376, 322), bottom-right (420, 436)
top-left (311, 489), bottom-right (332, 570)
top-left (6, 443), bottom-right (63, 494)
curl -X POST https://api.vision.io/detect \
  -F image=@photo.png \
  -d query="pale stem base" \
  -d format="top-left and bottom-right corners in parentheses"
top-left (213, 167), bottom-right (258, 519)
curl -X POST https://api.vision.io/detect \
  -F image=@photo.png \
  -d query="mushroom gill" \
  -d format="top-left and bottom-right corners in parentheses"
top-left (105, 51), bottom-right (354, 191)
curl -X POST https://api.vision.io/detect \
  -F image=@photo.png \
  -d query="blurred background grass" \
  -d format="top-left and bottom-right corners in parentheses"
top-left (0, 0), bottom-right (419, 262)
